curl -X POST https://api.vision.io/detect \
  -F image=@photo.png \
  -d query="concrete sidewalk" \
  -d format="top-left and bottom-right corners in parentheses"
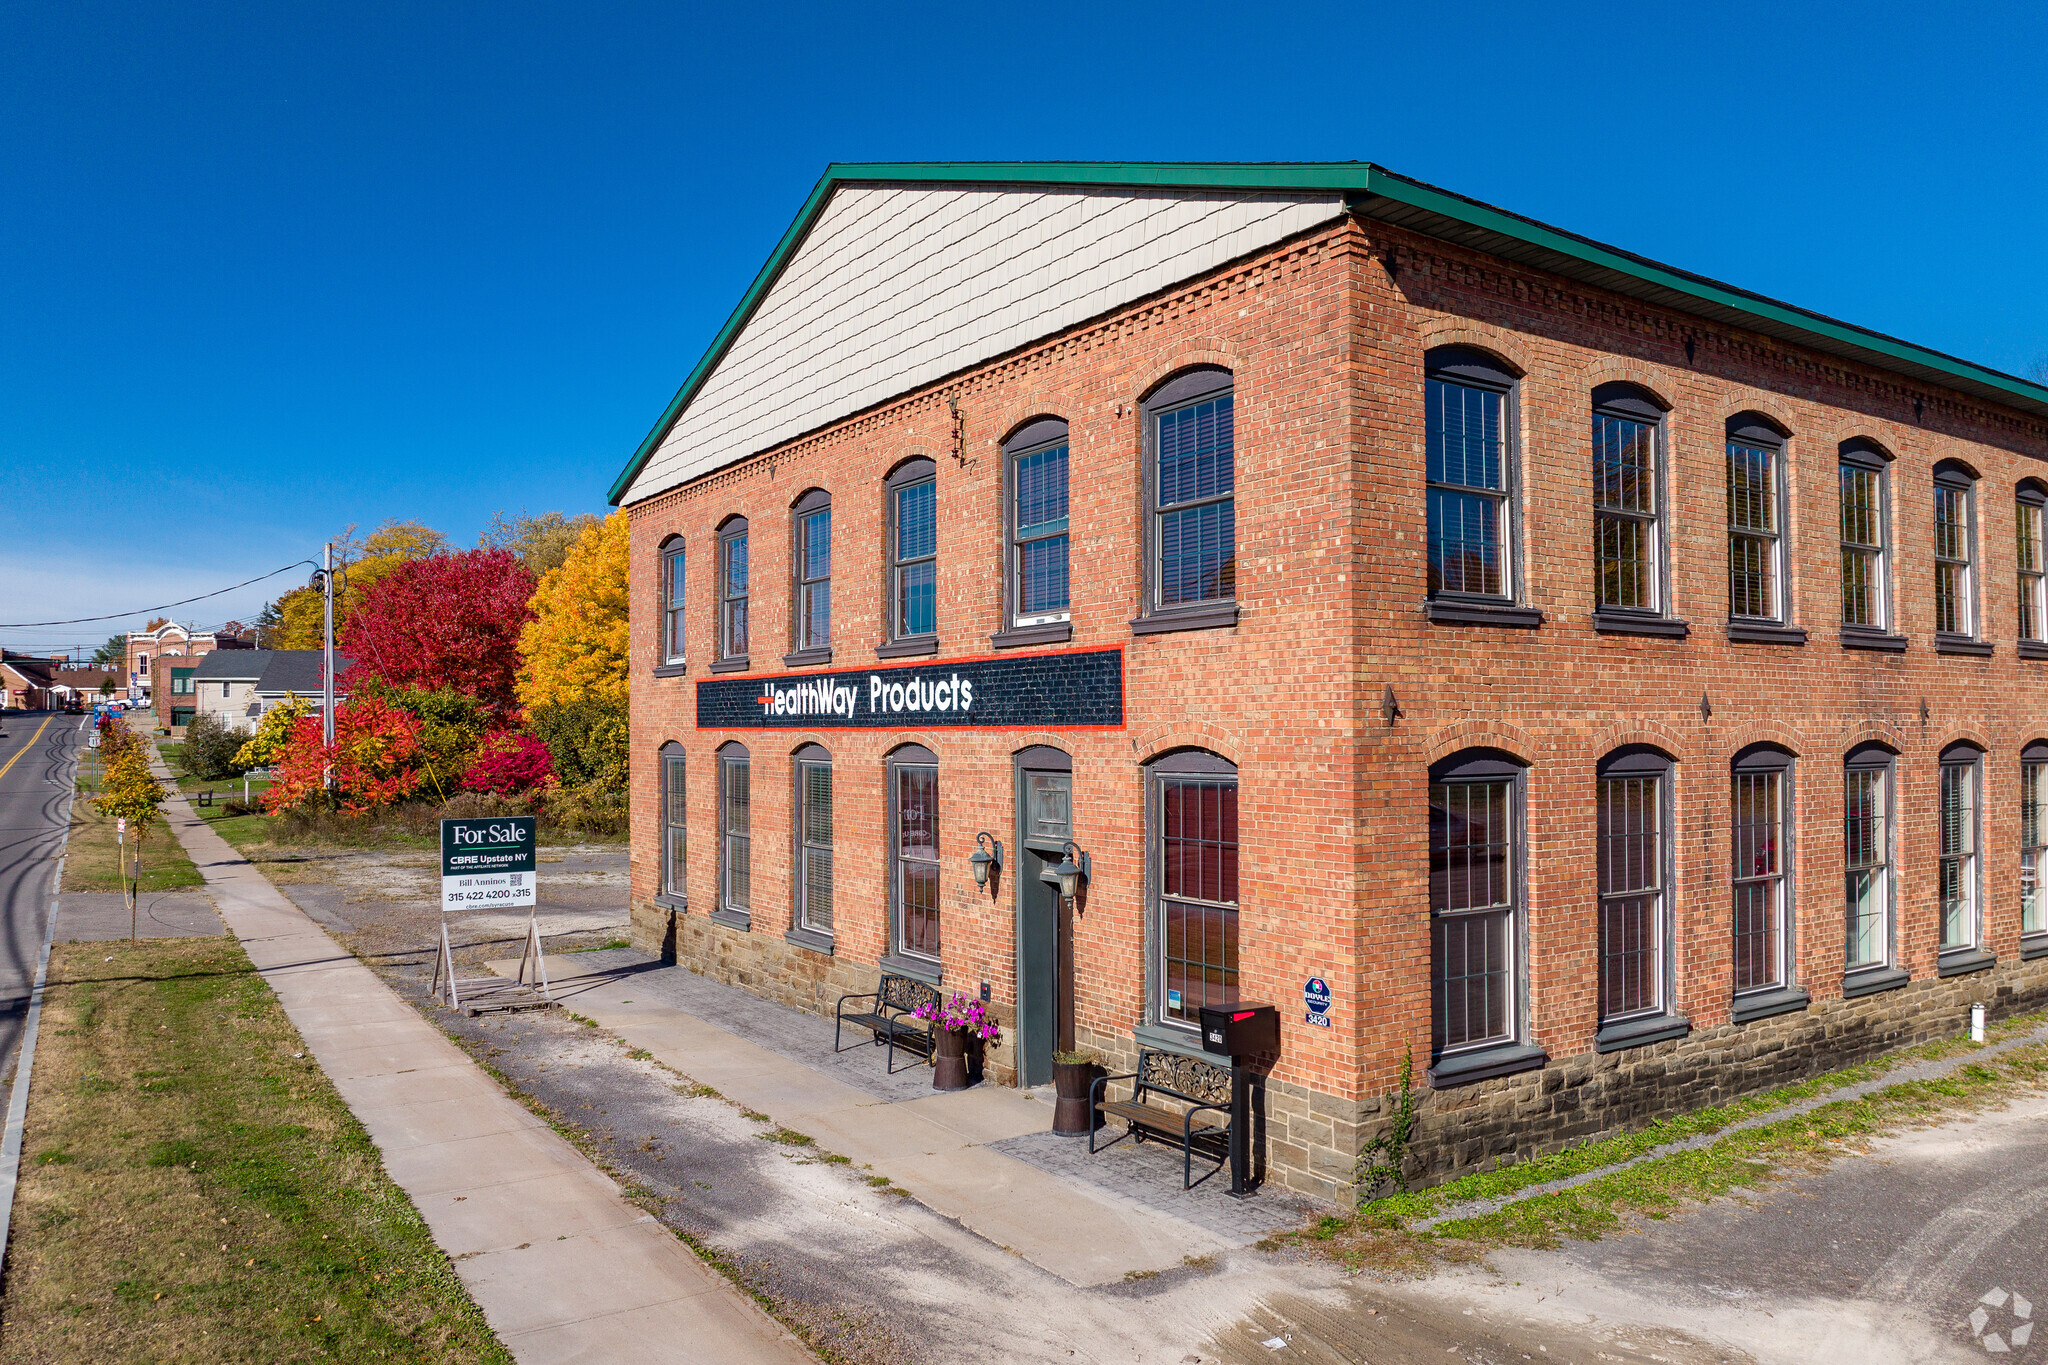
top-left (488, 950), bottom-right (1256, 1288)
top-left (145, 754), bottom-right (814, 1364)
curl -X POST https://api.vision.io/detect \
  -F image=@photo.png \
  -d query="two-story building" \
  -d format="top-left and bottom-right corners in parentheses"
top-left (614, 163), bottom-right (2048, 1202)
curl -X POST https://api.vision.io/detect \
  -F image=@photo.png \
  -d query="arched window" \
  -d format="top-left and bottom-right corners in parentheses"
top-left (793, 743), bottom-right (833, 942)
top-left (1428, 748), bottom-right (1537, 1078)
top-left (1425, 347), bottom-right (1519, 607)
top-left (2017, 480), bottom-right (2047, 646)
top-left (1730, 745), bottom-right (1795, 1009)
top-left (715, 517), bottom-right (750, 668)
top-left (658, 536), bottom-right (687, 669)
top-left (1726, 414), bottom-right (1790, 628)
top-left (1839, 439), bottom-right (1895, 641)
top-left (791, 490), bottom-right (832, 662)
top-left (659, 742), bottom-right (686, 902)
top-left (999, 418), bottom-right (1072, 645)
top-left (1938, 741), bottom-right (1984, 956)
top-left (887, 744), bottom-right (940, 965)
top-left (883, 459), bottom-right (939, 654)
top-left (1137, 368), bottom-right (1238, 633)
top-left (1591, 383), bottom-right (1674, 631)
top-left (716, 741), bottom-right (751, 925)
top-left (2021, 741), bottom-right (2048, 943)
top-left (1933, 460), bottom-right (1981, 646)
top-left (1147, 749), bottom-right (1237, 1027)
top-left (1595, 747), bottom-right (1685, 1048)
top-left (1843, 742), bottom-right (1896, 980)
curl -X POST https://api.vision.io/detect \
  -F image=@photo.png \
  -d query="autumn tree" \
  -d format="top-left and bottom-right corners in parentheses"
top-left (92, 721), bottom-right (165, 940)
top-left (263, 696), bottom-right (426, 816)
top-left (262, 520), bottom-right (451, 649)
top-left (340, 549), bottom-right (536, 713)
top-left (516, 510), bottom-right (627, 711)
top-left (480, 510), bottom-right (601, 579)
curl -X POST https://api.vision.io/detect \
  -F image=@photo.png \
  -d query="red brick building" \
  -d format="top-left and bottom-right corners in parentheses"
top-left (613, 163), bottom-right (2048, 1202)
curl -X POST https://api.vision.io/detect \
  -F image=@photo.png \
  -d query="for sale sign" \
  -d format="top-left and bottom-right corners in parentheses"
top-left (440, 817), bottom-right (537, 911)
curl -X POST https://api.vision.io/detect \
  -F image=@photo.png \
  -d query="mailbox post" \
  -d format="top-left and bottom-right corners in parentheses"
top-left (1197, 1001), bottom-right (1278, 1196)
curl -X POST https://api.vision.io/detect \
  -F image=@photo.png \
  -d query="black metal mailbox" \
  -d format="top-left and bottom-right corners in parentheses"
top-left (1198, 1002), bottom-right (1278, 1058)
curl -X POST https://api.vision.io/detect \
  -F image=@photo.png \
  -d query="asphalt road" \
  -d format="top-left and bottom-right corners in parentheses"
top-left (0, 711), bottom-right (83, 1088)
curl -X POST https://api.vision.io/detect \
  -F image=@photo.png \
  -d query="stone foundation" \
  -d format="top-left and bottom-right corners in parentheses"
top-left (1377, 955), bottom-right (2048, 1198)
top-left (628, 899), bottom-right (1019, 1085)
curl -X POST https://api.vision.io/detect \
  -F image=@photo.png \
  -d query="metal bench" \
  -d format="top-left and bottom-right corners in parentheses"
top-left (1089, 1048), bottom-right (1234, 1189)
top-left (834, 973), bottom-right (941, 1074)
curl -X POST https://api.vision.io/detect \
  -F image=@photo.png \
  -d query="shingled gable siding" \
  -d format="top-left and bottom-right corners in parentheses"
top-left (628, 200), bottom-right (2048, 1204)
top-left (622, 184), bottom-right (1346, 503)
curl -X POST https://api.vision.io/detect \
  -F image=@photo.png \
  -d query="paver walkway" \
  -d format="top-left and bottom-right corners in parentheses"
top-left (146, 754), bottom-right (814, 1364)
top-left (486, 949), bottom-right (1315, 1285)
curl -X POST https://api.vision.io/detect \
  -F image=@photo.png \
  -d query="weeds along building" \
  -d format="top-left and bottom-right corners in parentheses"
top-left (613, 162), bottom-right (2048, 1201)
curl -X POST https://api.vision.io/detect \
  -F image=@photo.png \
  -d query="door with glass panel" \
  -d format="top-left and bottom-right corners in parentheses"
top-left (1014, 749), bottom-right (1072, 1089)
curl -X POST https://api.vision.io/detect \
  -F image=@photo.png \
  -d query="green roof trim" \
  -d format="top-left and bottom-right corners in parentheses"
top-left (609, 161), bottom-right (2048, 506)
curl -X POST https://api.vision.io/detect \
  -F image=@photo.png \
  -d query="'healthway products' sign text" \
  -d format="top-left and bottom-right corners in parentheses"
top-left (696, 648), bottom-right (1122, 730)
top-left (440, 816), bottom-right (537, 910)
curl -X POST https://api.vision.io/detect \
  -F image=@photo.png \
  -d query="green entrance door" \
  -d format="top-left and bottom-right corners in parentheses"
top-left (1014, 753), bottom-right (1073, 1089)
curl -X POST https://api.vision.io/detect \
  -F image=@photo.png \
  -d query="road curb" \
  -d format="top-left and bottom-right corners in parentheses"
top-left (0, 716), bottom-right (78, 1288)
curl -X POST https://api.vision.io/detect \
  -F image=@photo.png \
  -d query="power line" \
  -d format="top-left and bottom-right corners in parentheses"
top-left (0, 561), bottom-right (319, 629)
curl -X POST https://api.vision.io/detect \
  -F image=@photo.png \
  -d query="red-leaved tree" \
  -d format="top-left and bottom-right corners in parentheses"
top-left (461, 730), bottom-right (557, 796)
top-left (263, 696), bottom-right (427, 816)
top-left (340, 550), bottom-right (536, 714)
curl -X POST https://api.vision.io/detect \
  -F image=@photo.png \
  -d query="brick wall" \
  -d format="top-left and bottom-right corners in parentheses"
top-left (624, 205), bottom-right (2048, 1205)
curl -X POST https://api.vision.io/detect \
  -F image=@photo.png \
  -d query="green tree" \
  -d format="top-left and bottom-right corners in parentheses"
top-left (480, 509), bottom-right (601, 579)
top-left (90, 634), bottom-right (127, 669)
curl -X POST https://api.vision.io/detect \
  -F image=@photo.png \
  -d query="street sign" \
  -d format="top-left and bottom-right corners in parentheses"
top-left (1303, 976), bottom-right (1332, 1028)
top-left (439, 817), bottom-right (536, 911)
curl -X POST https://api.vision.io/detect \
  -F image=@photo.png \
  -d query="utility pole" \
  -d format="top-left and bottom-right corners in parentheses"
top-left (322, 541), bottom-right (335, 749)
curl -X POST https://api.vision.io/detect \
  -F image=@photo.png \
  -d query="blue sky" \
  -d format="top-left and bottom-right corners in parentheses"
top-left (4, 1), bottom-right (2044, 652)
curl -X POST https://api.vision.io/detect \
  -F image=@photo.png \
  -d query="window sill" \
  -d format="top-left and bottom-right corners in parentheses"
top-left (709, 656), bottom-right (751, 674)
top-left (1732, 985), bottom-right (1811, 1024)
top-left (785, 926), bottom-right (835, 956)
top-left (877, 953), bottom-right (941, 986)
top-left (706, 907), bottom-right (751, 932)
top-left (876, 636), bottom-right (939, 660)
top-left (652, 662), bottom-right (689, 679)
top-left (1591, 610), bottom-right (1690, 639)
top-left (990, 621), bottom-right (1073, 649)
top-left (2019, 640), bottom-right (2048, 661)
top-left (1934, 633), bottom-right (1994, 657)
top-left (1840, 627), bottom-right (1909, 653)
top-left (1842, 966), bottom-right (1911, 998)
top-left (1425, 599), bottom-right (1545, 629)
top-left (1427, 1041), bottom-right (1548, 1088)
top-left (1937, 947), bottom-right (1997, 977)
top-left (782, 647), bottom-right (832, 668)
top-left (2021, 936), bottom-right (2048, 961)
top-left (654, 892), bottom-right (688, 913)
top-left (1133, 1020), bottom-right (1213, 1060)
top-left (1130, 602), bottom-right (1239, 636)
top-left (1594, 1013), bottom-right (1692, 1053)
top-left (1726, 621), bottom-right (1808, 646)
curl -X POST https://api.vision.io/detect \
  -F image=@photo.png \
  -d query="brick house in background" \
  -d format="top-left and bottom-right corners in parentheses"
top-left (613, 163), bottom-right (2048, 1202)
top-left (0, 654), bottom-right (62, 709)
top-left (124, 621), bottom-right (253, 706)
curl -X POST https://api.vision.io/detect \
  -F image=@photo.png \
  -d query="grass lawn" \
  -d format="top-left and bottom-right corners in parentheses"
top-left (0, 939), bottom-right (513, 1364)
top-left (60, 767), bottom-right (201, 895)
top-left (1284, 1012), bottom-right (2048, 1272)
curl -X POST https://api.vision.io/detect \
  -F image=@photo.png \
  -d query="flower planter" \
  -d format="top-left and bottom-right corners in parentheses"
top-left (1052, 1058), bottom-right (1102, 1134)
top-left (932, 1026), bottom-right (971, 1091)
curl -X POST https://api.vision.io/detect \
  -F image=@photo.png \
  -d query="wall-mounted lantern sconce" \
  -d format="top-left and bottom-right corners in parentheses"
top-left (970, 831), bottom-right (1003, 888)
top-left (1052, 841), bottom-right (1091, 903)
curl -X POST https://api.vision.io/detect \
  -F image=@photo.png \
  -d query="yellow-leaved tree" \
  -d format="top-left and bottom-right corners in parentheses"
top-left (516, 510), bottom-right (628, 710)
